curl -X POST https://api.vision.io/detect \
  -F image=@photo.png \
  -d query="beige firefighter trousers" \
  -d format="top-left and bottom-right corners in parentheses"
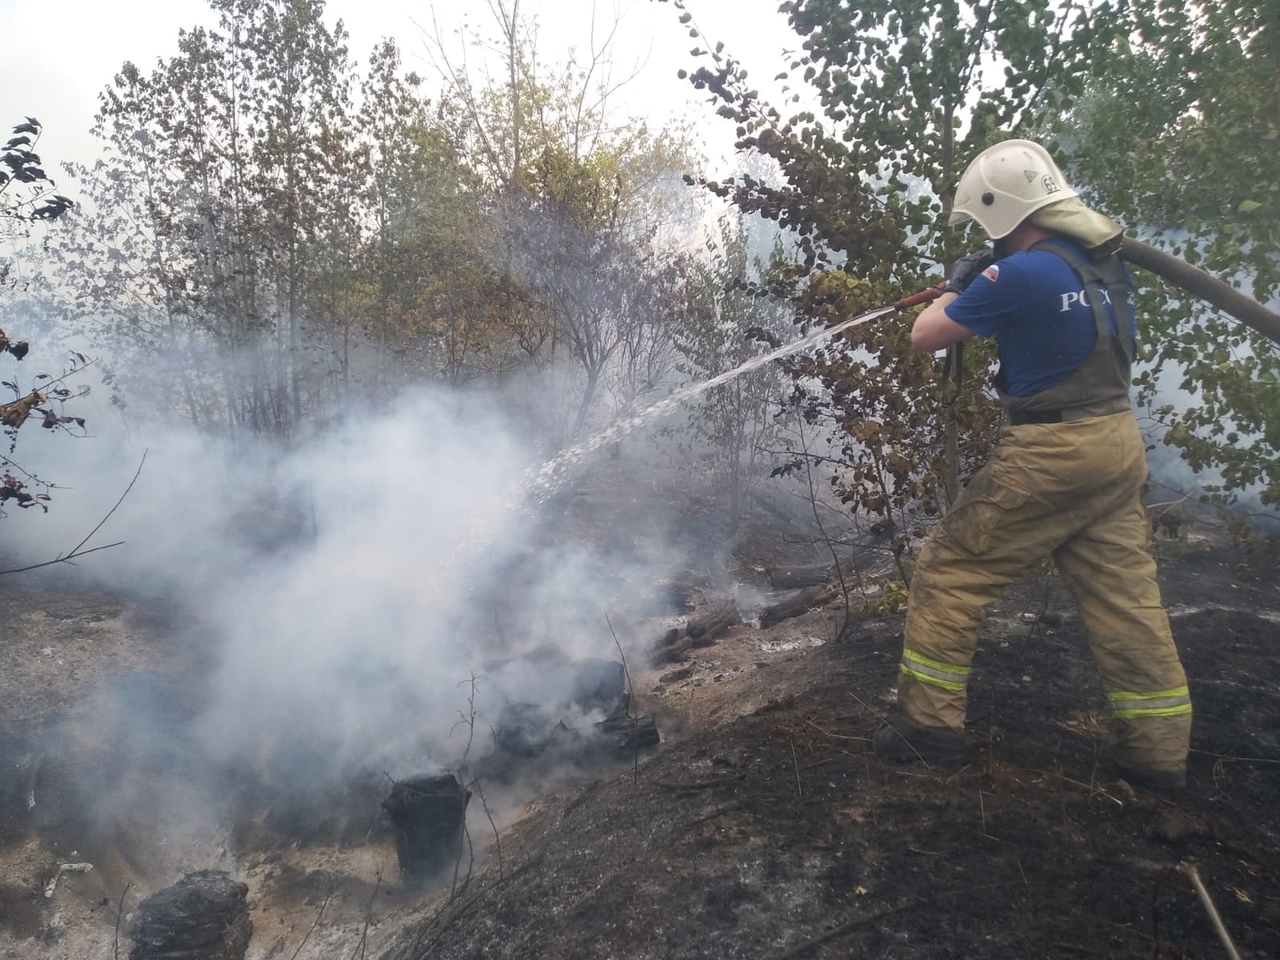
top-left (898, 411), bottom-right (1191, 775)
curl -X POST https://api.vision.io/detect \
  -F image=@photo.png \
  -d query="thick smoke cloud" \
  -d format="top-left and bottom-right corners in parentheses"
top-left (194, 391), bottom-right (533, 779)
top-left (4, 386), bottom-right (683, 828)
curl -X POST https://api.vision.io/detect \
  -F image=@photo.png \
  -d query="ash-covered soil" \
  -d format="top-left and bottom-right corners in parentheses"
top-left (379, 539), bottom-right (1280, 960)
top-left (1, 467), bottom-right (1278, 960)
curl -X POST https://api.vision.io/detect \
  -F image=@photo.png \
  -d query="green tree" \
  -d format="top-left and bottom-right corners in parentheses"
top-left (356, 41), bottom-right (501, 394)
top-left (427, 1), bottom-right (702, 445)
top-left (56, 0), bottom-right (364, 437)
top-left (1062, 1), bottom-right (1280, 506)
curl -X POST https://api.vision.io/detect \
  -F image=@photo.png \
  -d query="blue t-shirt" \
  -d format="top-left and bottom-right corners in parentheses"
top-left (943, 242), bottom-right (1136, 398)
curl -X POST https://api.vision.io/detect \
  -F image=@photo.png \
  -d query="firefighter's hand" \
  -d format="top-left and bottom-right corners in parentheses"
top-left (944, 250), bottom-right (995, 295)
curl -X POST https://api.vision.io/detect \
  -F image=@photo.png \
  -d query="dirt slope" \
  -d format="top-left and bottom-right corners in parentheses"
top-left (1, 510), bottom-right (1277, 960)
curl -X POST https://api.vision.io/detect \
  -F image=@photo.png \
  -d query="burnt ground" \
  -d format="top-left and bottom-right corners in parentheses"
top-left (1, 460), bottom-right (1278, 960)
top-left (375, 539), bottom-right (1280, 960)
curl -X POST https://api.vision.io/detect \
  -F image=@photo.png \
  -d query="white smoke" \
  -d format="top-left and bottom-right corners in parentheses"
top-left (2, 383), bottom-right (686, 820)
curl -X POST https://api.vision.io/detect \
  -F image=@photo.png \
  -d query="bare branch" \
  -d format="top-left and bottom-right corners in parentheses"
top-left (0, 450), bottom-right (145, 576)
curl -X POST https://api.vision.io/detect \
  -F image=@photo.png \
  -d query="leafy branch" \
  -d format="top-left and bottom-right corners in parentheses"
top-left (0, 118), bottom-right (74, 226)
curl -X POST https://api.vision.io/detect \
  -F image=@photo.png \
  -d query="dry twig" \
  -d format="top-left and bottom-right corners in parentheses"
top-left (348, 870), bottom-right (383, 960)
top-left (470, 777), bottom-right (504, 879)
top-left (290, 886), bottom-right (334, 960)
top-left (113, 882), bottom-right (131, 960)
top-left (450, 673), bottom-right (481, 900)
top-left (0, 450), bottom-right (144, 575)
top-left (1178, 862), bottom-right (1244, 960)
top-left (605, 611), bottom-right (641, 782)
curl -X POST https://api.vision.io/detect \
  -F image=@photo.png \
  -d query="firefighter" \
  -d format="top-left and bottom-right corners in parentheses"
top-left (872, 140), bottom-right (1192, 792)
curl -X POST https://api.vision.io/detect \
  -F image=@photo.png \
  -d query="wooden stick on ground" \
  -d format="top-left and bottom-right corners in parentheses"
top-left (1177, 862), bottom-right (1244, 960)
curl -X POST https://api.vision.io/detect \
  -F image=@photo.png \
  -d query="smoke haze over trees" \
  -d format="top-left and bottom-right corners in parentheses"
top-left (15, 0), bottom-right (703, 458)
top-left (0, 0), bottom-right (1274, 708)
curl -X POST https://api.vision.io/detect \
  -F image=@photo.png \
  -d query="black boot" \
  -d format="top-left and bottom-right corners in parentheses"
top-left (1104, 733), bottom-right (1188, 795)
top-left (873, 717), bottom-right (967, 765)
top-left (1108, 761), bottom-right (1186, 795)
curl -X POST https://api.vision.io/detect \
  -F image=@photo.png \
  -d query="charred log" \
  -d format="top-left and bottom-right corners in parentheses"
top-left (595, 714), bottom-right (660, 752)
top-left (687, 599), bottom-right (741, 640)
top-left (489, 701), bottom-right (661, 770)
top-left (492, 701), bottom-right (559, 758)
top-left (382, 774), bottom-right (470, 883)
top-left (595, 696), bottom-right (661, 752)
top-left (479, 652), bottom-right (661, 776)
top-left (651, 634), bottom-right (710, 665)
top-left (129, 870), bottom-right (252, 960)
top-left (759, 583), bottom-right (839, 628)
top-left (767, 563), bottom-right (835, 590)
top-left (649, 599), bottom-right (741, 664)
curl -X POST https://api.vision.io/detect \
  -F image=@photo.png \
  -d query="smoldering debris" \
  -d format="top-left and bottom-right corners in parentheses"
top-left (376, 650), bottom-right (660, 882)
top-left (759, 583), bottom-right (840, 628)
top-left (42, 861), bottom-right (92, 899)
top-left (128, 870), bottom-right (252, 960)
top-left (479, 649), bottom-right (661, 779)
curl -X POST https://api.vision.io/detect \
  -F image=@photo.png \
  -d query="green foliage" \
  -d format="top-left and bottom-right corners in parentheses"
top-left (47, 0), bottom-right (369, 434)
top-left (41, 0), bottom-right (703, 452)
top-left (864, 574), bottom-right (909, 615)
top-left (433, 2), bottom-right (702, 445)
top-left (357, 40), bottom-right (500, 390)
top-left (1062, 1), bottom-right (1280, 506)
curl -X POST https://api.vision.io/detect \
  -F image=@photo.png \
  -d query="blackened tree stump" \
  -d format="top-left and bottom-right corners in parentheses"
top-left (382, 773), bottom-right (470, 882)
top-left (129, 870), bottom-right (252, 960)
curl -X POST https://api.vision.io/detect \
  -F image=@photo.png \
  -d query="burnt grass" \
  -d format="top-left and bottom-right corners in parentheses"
top-left (382, 541), bottom-right (1280, 960)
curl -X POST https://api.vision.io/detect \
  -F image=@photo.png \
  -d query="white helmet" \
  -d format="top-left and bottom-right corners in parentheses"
top-left (948, 139), bottom-right (1078, 239)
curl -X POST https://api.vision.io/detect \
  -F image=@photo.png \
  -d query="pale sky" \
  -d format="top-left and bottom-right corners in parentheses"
top-left (0, 0), bottom-right (798, 180)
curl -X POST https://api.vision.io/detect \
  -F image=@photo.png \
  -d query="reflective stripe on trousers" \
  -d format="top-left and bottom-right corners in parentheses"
top-left (900, 649), bottom-right (971, 693)
top-left (1108, 685), bottom-right (1192, 719)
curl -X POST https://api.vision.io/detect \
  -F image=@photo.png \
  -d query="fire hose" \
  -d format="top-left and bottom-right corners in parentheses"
top-left (1118, 238), bottom-right (1280, 346)
top-left (891, 239), bottom-right (1280, 347)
